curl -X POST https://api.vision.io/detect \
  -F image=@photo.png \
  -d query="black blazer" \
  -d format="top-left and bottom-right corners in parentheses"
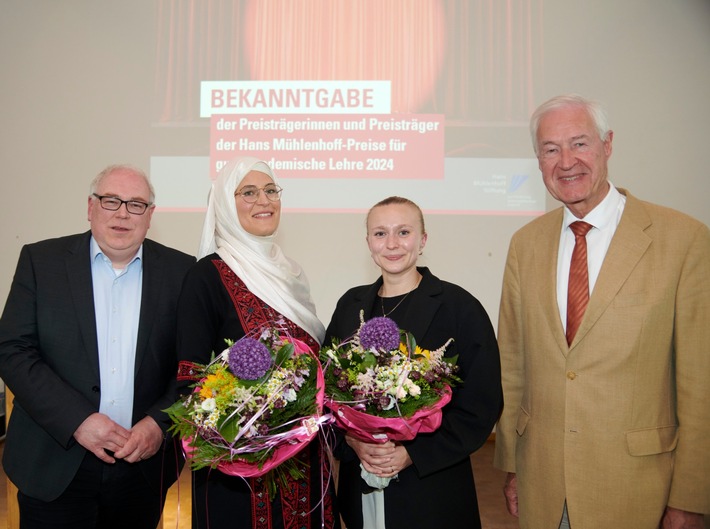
top-left (325, 267), bottom-right (503, 529)
top-left (0, 231), bottom-right (195, 501)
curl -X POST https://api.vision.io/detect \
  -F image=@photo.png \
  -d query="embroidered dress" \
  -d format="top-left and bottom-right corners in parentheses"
top-left (177, 256), bottom-right (338, 529)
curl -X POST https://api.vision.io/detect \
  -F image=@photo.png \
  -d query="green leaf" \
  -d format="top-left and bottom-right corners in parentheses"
top-left (404, 332), bottom-right (417, 355)
top-left (274, 342), bottom-right (295, 366)
top-left (218, 413), bottom-right (243, 443)
top-left (163, 399), bottom-right (187, 416)
top-left (444, 354), bottom-right (459, 366)
top-left (339, 357), bottom-right (352, 369)
top-left (360, 352), bottom-right (377, 370)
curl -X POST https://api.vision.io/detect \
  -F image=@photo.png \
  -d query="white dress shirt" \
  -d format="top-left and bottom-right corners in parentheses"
top-left (556, 183), bottom-right (626, 331)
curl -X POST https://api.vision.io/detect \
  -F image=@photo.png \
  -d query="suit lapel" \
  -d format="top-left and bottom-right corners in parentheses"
top-left (403, 269), bottom-right (442, 342)
top-left (572, 192), bottom-right (652, 348)
top-left (532, 211), bottom-right (570, 355)
top-left (135, 240), bottom-right (161, 376)
top-left (65, 233), bottom-right (100, 378)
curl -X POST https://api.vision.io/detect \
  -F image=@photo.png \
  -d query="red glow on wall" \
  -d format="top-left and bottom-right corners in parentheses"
top-left (243, 0), bottom-right (446, 113)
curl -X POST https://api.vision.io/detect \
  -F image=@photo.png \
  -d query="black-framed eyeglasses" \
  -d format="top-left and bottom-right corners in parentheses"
top-left (234, 184), bottom-right (283, 203)
top-left (92, 193), bottom-right (152, 215)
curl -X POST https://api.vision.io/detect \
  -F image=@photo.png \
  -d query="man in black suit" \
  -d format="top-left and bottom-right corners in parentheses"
top-left (0, 165), bottom-right (195, 529)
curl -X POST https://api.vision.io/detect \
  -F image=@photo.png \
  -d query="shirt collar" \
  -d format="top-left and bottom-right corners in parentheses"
top-left (90, 236), bottom-right (143, 266)
top-left (563, 182), bottom-right (623, 231)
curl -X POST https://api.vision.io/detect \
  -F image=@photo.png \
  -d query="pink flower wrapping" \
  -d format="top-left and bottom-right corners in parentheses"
top-left (319, 315), bottom-right (460, 446)
top-left (176, 336), bottom-right (326, 478)
top-left (325, 385), bottom-right (452, 443)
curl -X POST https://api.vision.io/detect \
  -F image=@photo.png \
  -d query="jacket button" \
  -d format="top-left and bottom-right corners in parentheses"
top-left (92, 386), bottom-right (100, 393)
top-left (566, 371), bottom-right (577, 380)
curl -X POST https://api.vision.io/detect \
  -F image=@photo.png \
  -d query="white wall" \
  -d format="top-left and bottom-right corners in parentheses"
top-left (1, 0), bottom-right (709, 329)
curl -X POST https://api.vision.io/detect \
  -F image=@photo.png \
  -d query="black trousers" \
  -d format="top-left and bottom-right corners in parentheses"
top-left (17, 452), bottom-right (166, 529)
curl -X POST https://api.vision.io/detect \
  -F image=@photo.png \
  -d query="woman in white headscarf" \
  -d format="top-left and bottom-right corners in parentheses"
top-left (176, 157), bottom-right (338, 529)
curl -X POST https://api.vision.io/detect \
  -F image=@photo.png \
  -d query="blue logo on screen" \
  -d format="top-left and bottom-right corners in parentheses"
top-left (509, 174), bottom-right (528, 193)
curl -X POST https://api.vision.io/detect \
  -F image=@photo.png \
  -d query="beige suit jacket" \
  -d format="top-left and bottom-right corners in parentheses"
top-left (494, 189), bottom-right (710, 528)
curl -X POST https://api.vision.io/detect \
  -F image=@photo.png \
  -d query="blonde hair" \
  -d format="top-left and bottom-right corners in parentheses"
top-left (366, 196), bottom-right (426, 235)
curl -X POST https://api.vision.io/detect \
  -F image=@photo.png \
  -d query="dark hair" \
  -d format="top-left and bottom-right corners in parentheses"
top-left (366, 196), bottom-right (426, 234)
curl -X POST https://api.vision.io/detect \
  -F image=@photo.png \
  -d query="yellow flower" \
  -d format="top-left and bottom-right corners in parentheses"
top-left (199, 375), bottom-right (219, 399)
top-left (199, 369), bottom-right (235, 400)
top-left (415, 345), bottom-right (431, 360)
top-left (400, 342), bottom-right (431, 360)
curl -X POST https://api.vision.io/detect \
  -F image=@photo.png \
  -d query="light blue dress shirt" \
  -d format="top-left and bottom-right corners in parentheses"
top-left (90, 237), bottom-right (142, 429)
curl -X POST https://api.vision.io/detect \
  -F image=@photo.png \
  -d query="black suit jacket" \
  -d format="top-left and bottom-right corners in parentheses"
top-left (325, 267), bottom-right (503, 529)
top-left (0, 231), bottom-right (195, 501)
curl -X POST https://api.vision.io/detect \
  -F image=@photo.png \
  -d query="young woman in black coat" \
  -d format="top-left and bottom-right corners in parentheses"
top-left (325, 196), bottom-right (503, 529)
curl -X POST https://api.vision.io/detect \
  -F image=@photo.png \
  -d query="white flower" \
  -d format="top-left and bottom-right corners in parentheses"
top-left (393, 385), bottom-right (407, 400)
top-left (355, 369), bottom-right (376, 392)
top-left (201, 398), bottom-right (217, 412)
top-left (247, 423), bottom-right (260, 438)
top-left (395, 367), bottom-right (411, 388)
top-left (204, 409), bottom-right (220, 429)
top-left (293, 367), bottom-right (309, 387)
top-left (405, 379), bottom-right (421, 397)
top-left (282, 388), bottom-right (297, 402)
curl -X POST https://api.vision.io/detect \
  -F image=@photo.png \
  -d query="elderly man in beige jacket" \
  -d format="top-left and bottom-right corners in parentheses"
top-left (494, 94), bottom-right (710, 529)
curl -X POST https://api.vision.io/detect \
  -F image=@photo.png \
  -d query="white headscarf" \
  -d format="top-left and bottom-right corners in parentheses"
top-left (197, 156), bottom-right (325, 344)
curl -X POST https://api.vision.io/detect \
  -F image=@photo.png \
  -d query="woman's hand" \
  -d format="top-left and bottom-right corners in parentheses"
top-left (345, 433), bottom-right (412, 477)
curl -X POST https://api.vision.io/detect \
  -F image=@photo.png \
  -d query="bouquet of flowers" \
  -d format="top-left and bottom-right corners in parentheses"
top-left (319, 313), bottom-right (460, 445)
top-left (166, 326), bottom-right (326, 498)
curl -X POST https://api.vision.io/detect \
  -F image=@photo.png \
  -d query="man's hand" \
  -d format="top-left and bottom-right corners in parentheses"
top-left (73, 413), bottom-right (131, 463)
top-left (503, 472), bottom-right (520, 517)
top-left (660, 506), bottom-right (705, 529)
top-left (114, 416), bottom-right (164, 463)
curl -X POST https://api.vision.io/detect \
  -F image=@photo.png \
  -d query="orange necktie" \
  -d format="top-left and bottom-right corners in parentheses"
top-left (566, 221), bottom-right (593, 345)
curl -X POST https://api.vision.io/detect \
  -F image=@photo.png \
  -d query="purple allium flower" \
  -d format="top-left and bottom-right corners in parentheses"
top-left (228, 337), bottom-right (273, 380)
top-left (359, 317), bottom-right (400, 351)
